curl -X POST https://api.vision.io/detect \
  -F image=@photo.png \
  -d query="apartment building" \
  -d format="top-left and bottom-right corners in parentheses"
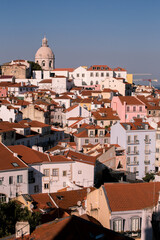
top-left (74, 124), bottom-right (110, 151)
top-left (111, 96), bottom-right (147, 122)
top-left (111, 119), bottom-right (156, 179)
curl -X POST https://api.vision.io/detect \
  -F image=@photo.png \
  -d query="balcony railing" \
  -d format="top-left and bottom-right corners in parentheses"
top-left (127, 161), bottom-right (139, 166)
top-left (127, 151), bottom-right (139, 155)
top-left (124, 231), bottom-right (141, 238)
top-left (145, 150), bottom-right (151, 155)
top-left (127, 140), bottom-right (139, 145)
top-left (144, 139), bottom-right (151, 144)
top-left (144, 160), bottom-right (150, 165)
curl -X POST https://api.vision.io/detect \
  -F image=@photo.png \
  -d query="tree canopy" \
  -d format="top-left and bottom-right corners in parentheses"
top-left (0, 201), bottom-right (41, 238)
top-left (142, 172), bottom-right (155, 182)
top-left (28, 61), bottom-right (42, 71)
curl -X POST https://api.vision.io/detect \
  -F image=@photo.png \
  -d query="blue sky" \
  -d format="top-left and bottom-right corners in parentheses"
top-left (1, 0), bottom-right (160, 81)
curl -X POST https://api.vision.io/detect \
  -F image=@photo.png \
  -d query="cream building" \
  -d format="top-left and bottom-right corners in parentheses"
top-left (35, 37), bottom-right (55, 70)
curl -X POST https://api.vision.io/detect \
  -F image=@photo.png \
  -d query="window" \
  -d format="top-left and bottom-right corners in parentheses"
top-left (90, 81), bottom-right (93, 85)
top-left (145, 166), bottom-right (148, 174)
top-left (127, 157), bottom-right (130, 164)
top-left (113, 219), bottom-right (123, 232)
top-left (28, 171), bottom-right (35, 184)
top-left (0, 177), bottom-right (4, 185)
top-left (101, 73), bottom-right (104, 77)
top-left (156, 148), bottom-right (159, 153)
top-left (134, 157), bottom-right (137, 163)
top-left (63, 171), bottom-right (67, 176)
top-left (96, 72), bottom-right (99, 77)
top-left (0, 194), bottom-right (6, 203)
top-left (42, 60), bottom-right (45, 66)
top-left (131, 217), bottom-right (139, 231)
top-left (96, 81), bottom-right (98, 85)
top-left (90, 130), bottom-right (94, 136)
top-left (63, 182), bottom-right (66, 187)
top-left (104, 139), bottom-right (108, 143)
top-left (9, 176), bottom-right (13, 185)
top-left (95, 139), bottom-right (98, 143)
top-left (82, 74), bottom-right (85, 77)
top-left (127, 106), bottom-right (130, 112)
top-left (127, 146), bottom-right (131, 153)
top-left (49, 61), bottom-right (52, 68)
top-left (17, 175), bottom-right (23, 183)
top-left (90, 72), bottom-right (93, 77)
top-left (34, 185), bottom-right (39, 193)
top-left (44, 183), bottom-right (49, 189)
top-left (78, 170), bottom-right (82, 174)
top-left (133, 106), bottom-right (136, 112)
top-left (52, 168), bottom-right (59, 176)
top-left (100, 130), bottom-right (103, 136)
top-left (139, 106), bottom-right (142, 112)
top-left (127, 135), bottom-right (131, 143)
top-left (44, 169), bottom-right (49, 177)
top-left (77, 73), bottom-right (79, 77)
top-left (106, 73), bottom-right (109, 77)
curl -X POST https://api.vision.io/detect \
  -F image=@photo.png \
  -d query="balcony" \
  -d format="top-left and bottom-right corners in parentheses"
top-left (124, 231), bottom-right (141, 238)
top-left (144, 139), bottom-right (151, 144)
top-left (127, 161), bottom-right (139, 166)
top-left (145, 150), bottom-right (151, 155)
top-left (127, 151), bottom-right (139, 155)
top-left (127, 140), bottom-right (139, 145)
top-left (144, 160), bottom-right (150, 165)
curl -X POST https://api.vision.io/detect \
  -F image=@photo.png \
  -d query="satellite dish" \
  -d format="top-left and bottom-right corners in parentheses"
top-left (30, 204), bottom-right (34, 209)
top-left (77, 201), bottom-right (81, 206)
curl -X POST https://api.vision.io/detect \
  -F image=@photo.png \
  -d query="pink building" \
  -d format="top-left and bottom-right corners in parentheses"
top-left (111, 96), bottom-right (147, 122)
top-left (0, 87), bottom-right (7, 97)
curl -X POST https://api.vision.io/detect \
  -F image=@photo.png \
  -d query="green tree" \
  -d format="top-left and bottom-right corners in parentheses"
top-left (143, 172), bottom-right (155, 182)
top-left (28, 61), bottom-right (42, 71)
top-left (0, 201), bottom-right (41, 238)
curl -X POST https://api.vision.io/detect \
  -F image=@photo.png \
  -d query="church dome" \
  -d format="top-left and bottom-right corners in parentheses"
top-left (35, 37), bottom-right (55, 70)
top-left (35, 37), bottom-right (54, 59)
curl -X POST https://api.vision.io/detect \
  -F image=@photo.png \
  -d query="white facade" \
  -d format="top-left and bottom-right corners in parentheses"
top-left (111, 121), bottom-right (156, 179)
top-left (0, 169), bottom-right (28, 200)
top-left (0, 105), bottom-right (22, 122)
top-left (28, 160), bottom-right (94, 194)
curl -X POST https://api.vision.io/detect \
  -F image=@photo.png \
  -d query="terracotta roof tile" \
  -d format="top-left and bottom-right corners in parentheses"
top-left (104, 182), bottom-right (160, 211)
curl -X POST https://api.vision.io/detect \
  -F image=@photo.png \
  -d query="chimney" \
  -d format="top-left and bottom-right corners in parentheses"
top-left (15, 221), bottom-right (30, 238)
top-left (13, 153), bottom-right (18, 158)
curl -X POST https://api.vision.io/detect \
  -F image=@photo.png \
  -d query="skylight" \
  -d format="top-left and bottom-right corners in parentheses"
top-left (12, 162), bottom-right (19, 167)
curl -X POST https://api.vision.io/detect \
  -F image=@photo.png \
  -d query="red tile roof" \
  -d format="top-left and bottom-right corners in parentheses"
top-left (0, 143), bottom-right (28, 171)
top-left (118, 96), bottom-right (145, 105)
top-left (8, 145), bottom-right (50, 164)
top-left (88, 65), bottom-right (112, 71)
top-left (104, 182), bottom-right (160, 211)
top-left (113, 67), bottom-right (126, 72)
top-left (53, 68), bottom-right (74, 72)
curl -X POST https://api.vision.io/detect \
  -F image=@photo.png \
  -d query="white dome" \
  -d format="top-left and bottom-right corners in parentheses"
top-left (35, 37), bottom-right (55, 70)
top-left (35, 46), bottom-right (54, 59)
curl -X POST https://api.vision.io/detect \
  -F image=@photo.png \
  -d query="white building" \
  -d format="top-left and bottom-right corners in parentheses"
top-left (8, 145), bottom-right (96, 194)
top-left (0, 143), bottom-right (28, 202)
top-left (0, 105), bottom-right (22, 122)
top-left (111, 119), bottom-right (156, 179)
top-left (35, 37), bottom-right (55, 70)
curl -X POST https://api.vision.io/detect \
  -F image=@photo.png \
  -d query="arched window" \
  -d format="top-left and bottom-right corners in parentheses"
top-left (49, 61), bottom-right (52, 68)
top-left (42, 60), bottom-right (45, 67)
top-left (90, 81), bottom-right (93, 85)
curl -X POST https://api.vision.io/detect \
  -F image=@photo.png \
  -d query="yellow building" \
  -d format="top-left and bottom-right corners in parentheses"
top-left (126, 74), bottom-right (133, 84)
